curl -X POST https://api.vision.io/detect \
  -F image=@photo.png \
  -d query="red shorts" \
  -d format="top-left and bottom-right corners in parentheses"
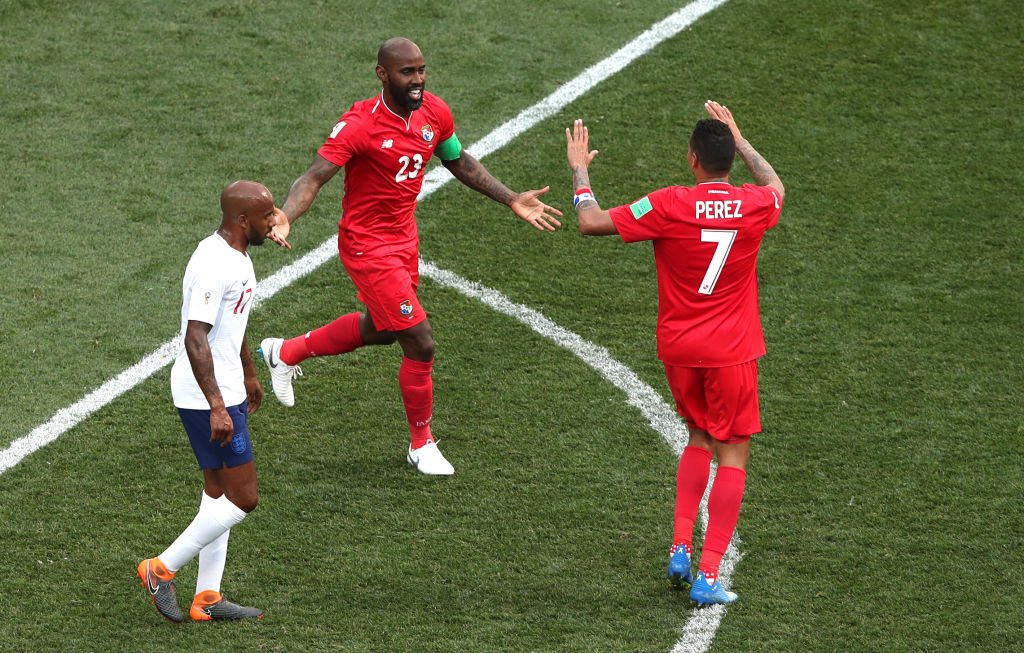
top-left (663, 360), bottom-right (761, 442)
top-left (341, 249), bottom-right (426, 332)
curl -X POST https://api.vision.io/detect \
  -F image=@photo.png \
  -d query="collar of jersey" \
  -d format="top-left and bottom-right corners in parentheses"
top-left (375, 90), bottom-right (417, 131)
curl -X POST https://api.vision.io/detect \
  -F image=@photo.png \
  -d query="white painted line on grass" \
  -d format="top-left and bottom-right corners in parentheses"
top-left (421, 261), bottom-right (741, 653)
top-left (2, 0), bottom-right (728, 477)
top-left (2, 1), bottom-right (736, 650)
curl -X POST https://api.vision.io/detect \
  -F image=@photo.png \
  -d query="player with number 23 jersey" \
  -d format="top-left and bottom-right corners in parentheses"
top-left (318, 91), bottom-right (456, 258)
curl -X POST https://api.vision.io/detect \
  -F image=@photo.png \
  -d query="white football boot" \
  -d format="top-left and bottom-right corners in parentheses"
top-left (407, 440), bottom-right (455, 476)
top-left (259, 337), bottom-right (302, 407)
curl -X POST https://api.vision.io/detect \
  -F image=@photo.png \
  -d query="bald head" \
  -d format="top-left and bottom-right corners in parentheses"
top-left (377, 37), bottom-right (421, 67)
top-left (376, 37), bottom-right (426, 114)
top-left (221, 180), bottom-right (272, 218)
top-left (220, 180), bottom-right (276, 249)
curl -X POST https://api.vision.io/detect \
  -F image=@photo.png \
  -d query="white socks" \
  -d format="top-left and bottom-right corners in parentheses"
top-left (160, 491), bottom-right (247, 573)
top-left (196, 493), bottom-right (231, 594)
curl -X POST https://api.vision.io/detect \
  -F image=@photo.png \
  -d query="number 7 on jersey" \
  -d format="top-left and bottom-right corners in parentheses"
top-left (699, 229), bottom-right (737, 295)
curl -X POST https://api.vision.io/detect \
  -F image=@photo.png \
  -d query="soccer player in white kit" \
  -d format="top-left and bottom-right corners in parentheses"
top-left (137, 181), bottom-right (280, 623)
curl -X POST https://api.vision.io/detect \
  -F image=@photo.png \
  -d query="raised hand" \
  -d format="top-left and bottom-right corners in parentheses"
top-left (566, 118), bottom-right (599, 170)
top-left (704, 100), bottom-right (744, 143)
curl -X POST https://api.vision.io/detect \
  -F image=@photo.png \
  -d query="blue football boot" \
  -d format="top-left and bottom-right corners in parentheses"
top-left (667, 545), bottom-right (693, 586)
top-left (689, 571), bottom-right (738, 606)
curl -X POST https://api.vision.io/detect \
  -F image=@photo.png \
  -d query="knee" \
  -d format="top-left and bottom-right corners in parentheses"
top-left (400, 327), bottom-right (435, 361)
top-left (413, 334), bottom-right (435, 360)
top-left (229, 488), bottom-right (259, 514)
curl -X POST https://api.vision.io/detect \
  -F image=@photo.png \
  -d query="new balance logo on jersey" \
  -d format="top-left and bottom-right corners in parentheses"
top-left (381, 139), bottom-right (394, 149)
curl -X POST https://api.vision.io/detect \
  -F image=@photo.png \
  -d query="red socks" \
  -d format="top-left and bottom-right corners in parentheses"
top-left (280, 313), bottom-right (363, 365)
top-left (277, 316), bottom-right (435, 450)
top-left (672, 447), bottom-right (747, 580)
top-left (399, 357), bottom-right (434, 449)
top-left (699, 465), bottom-right (747, 578)
top-left (673, 446), bottom-right (713, 549)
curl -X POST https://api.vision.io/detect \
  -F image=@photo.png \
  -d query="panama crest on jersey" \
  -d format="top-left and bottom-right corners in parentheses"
top-left (421, 124), bottom-right (434, 143)
top-left (399, 299), bottom-right (414, 318)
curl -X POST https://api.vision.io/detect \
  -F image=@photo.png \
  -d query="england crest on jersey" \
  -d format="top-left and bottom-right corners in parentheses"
top-left (421, 124), bottom-right (434, 143)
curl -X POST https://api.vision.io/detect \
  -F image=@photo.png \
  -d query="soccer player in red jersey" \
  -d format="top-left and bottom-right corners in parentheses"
top-left (565, 101), bottom-right (785, 606)
top-left (260, 38), bottom-right (562, 475)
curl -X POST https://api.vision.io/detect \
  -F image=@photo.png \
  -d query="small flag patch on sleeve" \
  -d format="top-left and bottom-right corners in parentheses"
top-left (630, 197), bottom-right (653, 219)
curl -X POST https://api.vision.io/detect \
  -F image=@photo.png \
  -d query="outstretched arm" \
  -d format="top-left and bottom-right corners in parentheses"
top-left (269, 154), bottom-right (342, 248)
top-left (704, 100), bottom-right (785, 201)
top-left (565, 119), bottom-right (617, 236)
top-left (442, 151), bottom-right (562, 231)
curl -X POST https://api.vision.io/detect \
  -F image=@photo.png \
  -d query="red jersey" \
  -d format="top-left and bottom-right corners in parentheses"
top-left (317, 91), bottom-right (456, 258)
top-left (609, 182), bottom-right (782, 367)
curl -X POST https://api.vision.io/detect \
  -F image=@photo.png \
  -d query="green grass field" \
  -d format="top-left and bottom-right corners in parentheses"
top-left (1, 0), bottom-right (1022, 651)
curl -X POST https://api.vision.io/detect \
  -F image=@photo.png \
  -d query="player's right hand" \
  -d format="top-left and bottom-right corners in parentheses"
top-left (209, 406), bottom-right (234, 447)
top-left (269, 208), bottom-right (292, 249)
top-left (566, 118), bottom-right (599, 170)
top-left (704, 100), bottom-right (744, 143)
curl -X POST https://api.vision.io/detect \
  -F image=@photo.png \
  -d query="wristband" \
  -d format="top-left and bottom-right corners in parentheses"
top-left (573, 187), bottom-right (596, 209)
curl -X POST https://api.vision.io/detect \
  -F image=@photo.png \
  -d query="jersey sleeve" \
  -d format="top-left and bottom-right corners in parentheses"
top-left (431, 94), bottom-right (456, 143)
top-left (741, 183), bottom-right (783, 229)
top-left (317, 104), bottom-right (366, 167)
top-left (608, 186), bottom-right (676, 243)
top-left (184, 266), bottom-right (224, 327)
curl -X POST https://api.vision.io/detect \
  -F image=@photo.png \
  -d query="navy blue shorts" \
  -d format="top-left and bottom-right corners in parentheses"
top-left (178, 401), bottom-right (255, 470)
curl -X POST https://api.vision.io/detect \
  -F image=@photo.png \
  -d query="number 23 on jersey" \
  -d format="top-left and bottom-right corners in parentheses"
top-left (395, 154), bottom-right (423, 182)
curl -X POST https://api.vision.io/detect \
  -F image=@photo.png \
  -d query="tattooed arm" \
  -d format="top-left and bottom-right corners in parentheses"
top-left (443, 151), bottom-right (562, 231)
top-left (735, 139), bottom-right (785, 200)
top-left (704, 100), bottom-right (785, 200)
top-left (565, 119), bottom-right (618, 236)
top-left (268, 154), bottom-right (342, 249)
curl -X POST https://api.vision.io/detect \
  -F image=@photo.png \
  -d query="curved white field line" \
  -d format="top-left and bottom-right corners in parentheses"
top-left (422, 261), bottom-right (742, 652)
top-left (1, 2), bottom-right (739, 650)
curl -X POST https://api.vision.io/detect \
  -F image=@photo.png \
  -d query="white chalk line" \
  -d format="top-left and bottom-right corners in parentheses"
top-left (1, 2), bottom-right (737, 650)
top-left (421, 261), bottom-right (742, 653)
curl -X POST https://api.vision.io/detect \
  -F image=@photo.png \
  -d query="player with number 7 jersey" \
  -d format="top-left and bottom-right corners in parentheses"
top-left (566, 101), bottom-right (784, 606)
top-left (609, 179), bottom-right (781, 367)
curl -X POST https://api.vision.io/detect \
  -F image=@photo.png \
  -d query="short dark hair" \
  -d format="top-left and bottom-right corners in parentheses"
top-left (689, 119), bottom-right (736, 175)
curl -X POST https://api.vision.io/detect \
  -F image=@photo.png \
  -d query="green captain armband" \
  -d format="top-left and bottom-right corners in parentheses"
top-left (436, 134), bottom-right (463, 161)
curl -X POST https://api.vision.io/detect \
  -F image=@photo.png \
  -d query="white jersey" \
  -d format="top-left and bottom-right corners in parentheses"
top-left (170, 232), bottom-right (256, 409)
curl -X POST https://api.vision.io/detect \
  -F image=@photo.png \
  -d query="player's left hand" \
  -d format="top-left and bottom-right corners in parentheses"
top-left (245, 376), bottom-right (263, 413)
top-left (511, 187), bottom-right (563, 231)
top-left (269, 208), bottom-right (292, 249)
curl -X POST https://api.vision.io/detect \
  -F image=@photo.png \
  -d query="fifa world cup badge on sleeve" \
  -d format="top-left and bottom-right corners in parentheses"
top-left (630, 196), bottom-right (653, 219)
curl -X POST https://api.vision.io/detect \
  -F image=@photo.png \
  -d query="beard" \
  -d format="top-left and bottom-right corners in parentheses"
top-left (390, 79), bottom-right (424, 111)
top-left (248, 229), bottom-right (268, 246)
